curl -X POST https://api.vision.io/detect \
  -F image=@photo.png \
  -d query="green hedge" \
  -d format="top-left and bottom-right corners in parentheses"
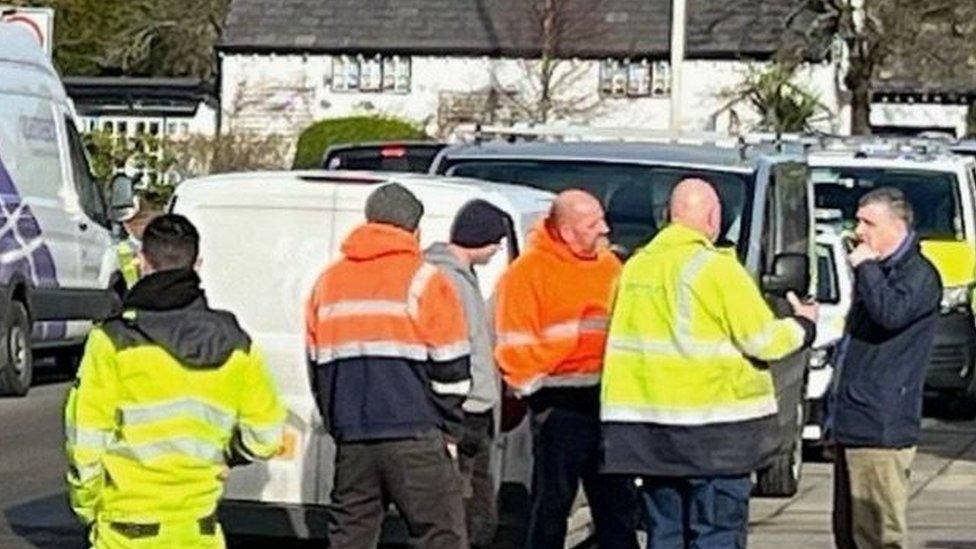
top-left (293, 115), bottom-right (428, 169)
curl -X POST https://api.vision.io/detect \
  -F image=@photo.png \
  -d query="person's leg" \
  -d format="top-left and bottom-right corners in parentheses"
top-left (638, 477), bottom-right (686, 549)
top-left (686, 475), bottom-right (751, 549)
top-left (327, 441), bottom-right (386, 549)
top-left (846, 446), bottom-right (916, 549)
top-left (525, 407), bottom-right (587, 549)
top-left (383, 432), bottom-right (468, 549)
top-left (579, 417), bottom-right (638, 549)
top-left (466, 423), bottom-right (498, 547)
top-left (833, 445), bottom-right (857, 549)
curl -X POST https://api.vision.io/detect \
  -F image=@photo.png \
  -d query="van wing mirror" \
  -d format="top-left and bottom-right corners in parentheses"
top-left (108, 174), bottom-right (136, 223)
top-left (762, 253), bottom-right (810, 298)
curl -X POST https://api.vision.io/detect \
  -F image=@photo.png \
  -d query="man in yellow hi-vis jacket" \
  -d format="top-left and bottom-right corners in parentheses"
top-left (601, 179), bottom-right (818, 548)
top-left (65, 214), bottom-right (285, 549)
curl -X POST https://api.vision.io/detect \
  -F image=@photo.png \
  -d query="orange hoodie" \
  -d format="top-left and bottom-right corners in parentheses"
top-left (494, 222), bottom-right (621, 397)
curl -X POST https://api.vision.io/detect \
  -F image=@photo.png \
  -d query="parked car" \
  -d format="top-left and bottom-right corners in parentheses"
top-left (431, 136), bottom-right (816, 497)
top-left (322, 141), bottom-right (446, 173)
top-left (0, 23), bottom-right (121, 395)
top-left (803, 219), bottom-right (855, 447)
top-left (167, 171), bottom-right (588, 541)
top-left (810, 144), bottom-right (976, 402)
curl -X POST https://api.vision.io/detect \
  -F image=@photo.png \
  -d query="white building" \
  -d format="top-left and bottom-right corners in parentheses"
top-left (214, 0), bottom-right (972, 142)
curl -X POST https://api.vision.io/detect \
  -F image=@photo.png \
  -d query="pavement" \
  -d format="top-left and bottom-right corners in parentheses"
top-left (4, 367), bottom-right (976, 548)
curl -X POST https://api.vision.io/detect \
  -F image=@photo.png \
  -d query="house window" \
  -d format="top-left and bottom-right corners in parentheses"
top-left (331, 55), bottom-right (411, 93)
top-left (600, 59), bottom-right (670, 98)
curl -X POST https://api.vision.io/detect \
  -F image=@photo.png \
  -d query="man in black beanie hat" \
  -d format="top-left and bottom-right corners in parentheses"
top-left (425, 199), bottom-right (508, 547)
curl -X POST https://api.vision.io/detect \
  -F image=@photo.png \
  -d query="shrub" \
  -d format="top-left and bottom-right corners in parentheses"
top-left (292, 115), bottom-right (428, 169)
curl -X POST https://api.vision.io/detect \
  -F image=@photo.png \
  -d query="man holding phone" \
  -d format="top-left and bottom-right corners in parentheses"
top-left (830, 187), bottom-right (942, 549)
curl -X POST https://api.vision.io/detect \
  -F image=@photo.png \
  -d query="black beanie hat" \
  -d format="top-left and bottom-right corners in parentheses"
top-left (365, 183), bottom-right (424, 231)
top-left (450, 199), bottom-right (508, 248)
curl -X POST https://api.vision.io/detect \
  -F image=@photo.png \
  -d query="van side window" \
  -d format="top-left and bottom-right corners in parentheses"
top-left (815, 243), bottom-right (840, 304)
top-left (64, 116), bottom-right (108, 227)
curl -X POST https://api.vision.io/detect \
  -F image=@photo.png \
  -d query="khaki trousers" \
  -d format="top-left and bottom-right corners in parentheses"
top-left (833, 445), bottom-right (916, 549)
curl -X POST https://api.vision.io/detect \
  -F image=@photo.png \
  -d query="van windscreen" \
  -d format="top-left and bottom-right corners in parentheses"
top-left (813, 168), bottom-right (964, 241)
top-left (444, 159), bottom-right (754, 259)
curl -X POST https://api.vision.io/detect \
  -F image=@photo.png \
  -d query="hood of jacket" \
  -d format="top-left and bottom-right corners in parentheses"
top-left (120, 269), bottom-right (250, 368)
top-left (341, 222), bottom-right (420, 261)
top-left (526, 220), bottom-right (617, 268)
top-left (424, 242), bottom-right (478, 286)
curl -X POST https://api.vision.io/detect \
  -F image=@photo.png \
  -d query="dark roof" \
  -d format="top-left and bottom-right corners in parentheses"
top-left (63, 77), bottom-right (217, 117)
top-left (685, 0), bottom-right (818, 59)
top-left (436, 140), bottom-right (800, 171)
top-left (219, 0), bottom-right (671, 58)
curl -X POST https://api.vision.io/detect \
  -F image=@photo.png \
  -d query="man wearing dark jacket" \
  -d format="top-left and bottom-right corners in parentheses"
top-left (425, 199), bottom-right (509, 547)
top-left (830, 187), bottom-right (942, 549)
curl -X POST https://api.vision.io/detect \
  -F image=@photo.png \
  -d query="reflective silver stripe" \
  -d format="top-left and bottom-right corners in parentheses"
top-left (431, 379), bottom-right (472, 396)
top-left (497, 330), bottom-right (536, 346)
top-left (429, 340), bottom-right (470, 361)
top-left (676, 249), bottom-right (715, 339)
top-left (315, 341), bottom-right (429, 363)
top-left (109, 436), bottom-right (225, 465)
top-left (73, 462), bottom-right (103, 483)
top-left (498, 316), bottom-right (609, 348)
top-left (317, 300), bottom-right (407, 319)
top-left (66, 426), bottom-right (114, 449)
top-left (737, 320), bottom-right (805, 359)
top-left (119, 399), bottom-right (236, 432)
top-left (241, 423), bottom-right (284, 450)
top-left (601, 398), bottom-right (778, 425)
top-left (407, 263), bottom-right (439, 318)
top-left (608, 337), bottom-right (742, 359)
top-left (513, 372), bottom-right (601, 396)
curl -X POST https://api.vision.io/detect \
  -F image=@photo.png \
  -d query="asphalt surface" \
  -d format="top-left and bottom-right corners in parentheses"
top-left (5, 365), bottom-right (976, 548)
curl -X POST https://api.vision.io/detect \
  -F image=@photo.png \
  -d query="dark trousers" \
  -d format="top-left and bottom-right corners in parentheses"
top-left (328, 430), bottom-right (467, 549)
top-left (458, 411), bottom-right (498, 547)
top-left (527, 406), bottom-right (639, 549)
top-left (640, 475), bottom-right (752, 549)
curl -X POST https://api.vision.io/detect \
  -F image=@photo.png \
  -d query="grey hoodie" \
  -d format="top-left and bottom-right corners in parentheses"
top-left (424, 242), bottom-right (499, 414)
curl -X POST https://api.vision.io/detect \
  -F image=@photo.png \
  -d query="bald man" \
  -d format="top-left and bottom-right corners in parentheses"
top-left (600, 178), bottom-right (818, 548)
top-left (495, 190), bottom-right (638, 549)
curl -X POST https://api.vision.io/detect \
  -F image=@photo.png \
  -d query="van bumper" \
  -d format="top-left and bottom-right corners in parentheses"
top-left (925, 310), bottom-right (976, 392)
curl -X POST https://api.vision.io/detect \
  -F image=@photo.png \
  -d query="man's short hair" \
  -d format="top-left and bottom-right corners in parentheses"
top-left (858, 187), bottom-right (914, 227)
top-left (141, 214), bottom-right (200, 271)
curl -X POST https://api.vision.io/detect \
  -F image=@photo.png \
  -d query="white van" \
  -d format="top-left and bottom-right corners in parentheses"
top-left (169, 170), bottom-right (593, 541)
top-left (0, 24), bottom-right (120, 395)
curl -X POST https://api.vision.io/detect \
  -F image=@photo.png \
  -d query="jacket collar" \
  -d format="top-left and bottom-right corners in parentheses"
top-left (526, 220), bottom-right (615, 266)
top-left (881, 231), bottom-right (918, 269)
top-left (424, 242), bottom-right (477, 284)
top-left (645, 222), bottom-right (715, 253)
top-left (341, 222), bottom-right (419, 261)
top-left (124, 269), bottom-right (205, 312)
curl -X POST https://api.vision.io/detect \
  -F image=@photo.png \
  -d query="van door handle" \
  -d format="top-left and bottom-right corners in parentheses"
top-left (78, 222), bottom-right (89, 232)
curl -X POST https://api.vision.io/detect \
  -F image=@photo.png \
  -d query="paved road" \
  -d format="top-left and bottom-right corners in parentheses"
top-left (4, 372), bottom-right (976, 548)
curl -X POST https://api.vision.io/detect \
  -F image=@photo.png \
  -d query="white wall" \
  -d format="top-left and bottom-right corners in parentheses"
top-left (220, 53), bottom-right (688, 139)
top-left (870, 102), bottom-right (968, 137)
top-left (221, 51), bottom-right (976, 143)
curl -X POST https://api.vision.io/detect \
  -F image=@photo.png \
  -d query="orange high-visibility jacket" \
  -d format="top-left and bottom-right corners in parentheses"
top-left (494, 222), bottom-right (621, 397)
top-left (305, 223), bottom-right (471, 440)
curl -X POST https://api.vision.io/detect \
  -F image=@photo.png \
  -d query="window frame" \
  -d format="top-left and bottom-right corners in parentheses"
top-left (331, 54), bottom-right (411, 94)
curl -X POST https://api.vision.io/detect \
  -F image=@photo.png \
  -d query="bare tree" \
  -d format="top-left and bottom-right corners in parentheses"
top-left (491, 0), bottom-right (611, 124)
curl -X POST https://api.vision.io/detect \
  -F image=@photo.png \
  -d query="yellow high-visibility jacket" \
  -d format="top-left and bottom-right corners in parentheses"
top-left (64, 270), bottom-right (285, 526)
top-left (601, 223), bottom-right (814, 476)
top-left (116, 239), bottom-right (141, 289)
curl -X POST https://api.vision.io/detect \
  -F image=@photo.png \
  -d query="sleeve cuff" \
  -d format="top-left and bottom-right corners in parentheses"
top-left (793, 316), bottom-right (817, 347)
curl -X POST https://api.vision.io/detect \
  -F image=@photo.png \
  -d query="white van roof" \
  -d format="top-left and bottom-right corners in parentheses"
top-left (174, 169), bottom-right (554, 212)
top-left (0, 23), bottom-right (68, 104)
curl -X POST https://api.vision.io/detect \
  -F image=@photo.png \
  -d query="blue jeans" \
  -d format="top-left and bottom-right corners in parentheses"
top-left (526, 406), bottom-right (638, 549)
top-left (640, 475), bottom-right (751, 549)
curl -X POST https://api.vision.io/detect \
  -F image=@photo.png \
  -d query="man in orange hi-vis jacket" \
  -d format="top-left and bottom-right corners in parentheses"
top-left (306, 183), bottom-right (472, 549)
top-left (495, 189), bottom-right (638, 549)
